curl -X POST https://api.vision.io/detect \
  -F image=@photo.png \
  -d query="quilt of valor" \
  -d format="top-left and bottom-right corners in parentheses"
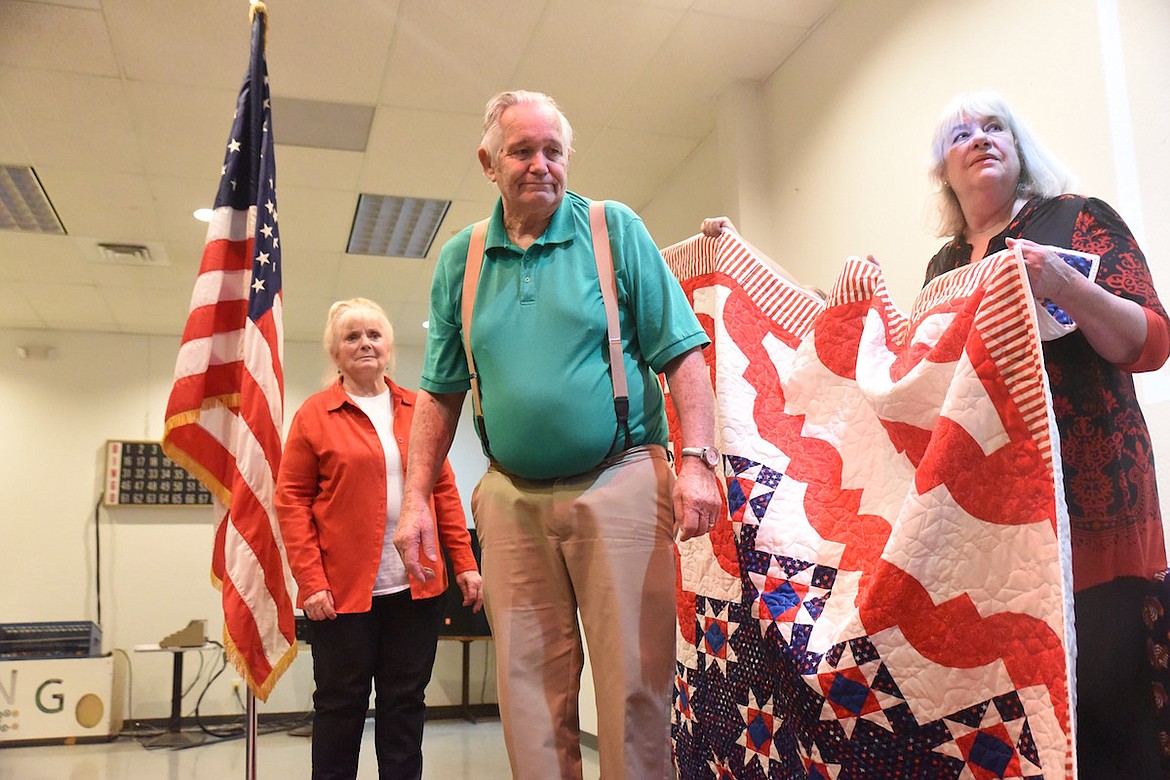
top-left (660, 231), bottom-right (1076, 780)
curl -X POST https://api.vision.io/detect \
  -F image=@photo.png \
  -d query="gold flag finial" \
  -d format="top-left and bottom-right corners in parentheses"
top-left (248, 1), bottom-right (268, 50)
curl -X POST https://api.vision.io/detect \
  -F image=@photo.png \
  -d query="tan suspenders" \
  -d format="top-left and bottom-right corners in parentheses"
top-left (459, 200), bottom-right (631, 462)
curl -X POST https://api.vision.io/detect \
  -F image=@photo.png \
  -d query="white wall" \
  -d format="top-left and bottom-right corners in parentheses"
top-left (0, 326), bottom-right (492, 721)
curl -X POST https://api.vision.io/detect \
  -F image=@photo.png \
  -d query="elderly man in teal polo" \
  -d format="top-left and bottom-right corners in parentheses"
top-left (395, 89), bottom-right (722, 780)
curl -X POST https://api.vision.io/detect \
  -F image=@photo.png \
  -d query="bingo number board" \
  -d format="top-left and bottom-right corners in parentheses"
top-left (104, 440), bottom-right (212, 506)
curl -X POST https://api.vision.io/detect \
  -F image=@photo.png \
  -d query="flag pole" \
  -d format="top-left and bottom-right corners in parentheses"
top-left (245, 690), bottom-right (259, 780)
top-left (163, 0), bottom-right (294, 770)
top-left (245, 6), bottom-right (266, 779)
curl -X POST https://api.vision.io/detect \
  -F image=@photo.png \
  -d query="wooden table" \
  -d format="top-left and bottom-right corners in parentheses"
top-left (438, 635), bottom-right (494, 723)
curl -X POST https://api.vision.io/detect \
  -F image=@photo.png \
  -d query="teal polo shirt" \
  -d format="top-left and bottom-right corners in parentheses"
top-left (420, 191), bottom-right (709, 479)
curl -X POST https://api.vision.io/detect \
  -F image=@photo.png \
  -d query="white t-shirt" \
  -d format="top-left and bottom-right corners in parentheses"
top-left (348, 388), bottom-right (409, 595)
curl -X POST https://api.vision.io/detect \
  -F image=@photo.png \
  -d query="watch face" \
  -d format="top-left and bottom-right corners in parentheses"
top-left (703, 447), bottom-right (721, 468)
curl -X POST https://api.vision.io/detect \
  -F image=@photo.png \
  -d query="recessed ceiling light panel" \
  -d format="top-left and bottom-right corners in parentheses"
top-left (0, 165), bottom-right (66, 234)
top-left (347, 194), bottom-right (450, 259)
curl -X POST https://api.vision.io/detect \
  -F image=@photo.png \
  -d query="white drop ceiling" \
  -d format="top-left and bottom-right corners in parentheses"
top-left (0, 0), bottom-right (839, 344)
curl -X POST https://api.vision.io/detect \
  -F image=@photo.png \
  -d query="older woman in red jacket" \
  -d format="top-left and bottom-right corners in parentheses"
top-left (276, 298), bottom-right (482, 780)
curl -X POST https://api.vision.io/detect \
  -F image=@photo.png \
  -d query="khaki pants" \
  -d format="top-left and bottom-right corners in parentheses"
top-left (472, 445), bottom-right (677, 780)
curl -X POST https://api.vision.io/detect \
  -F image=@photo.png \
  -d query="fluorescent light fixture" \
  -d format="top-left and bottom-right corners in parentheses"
top-left (347, 194), bottom-right (450, 259)
top-left (0, 165), bottom-right (66, 234)
top-left (193, 208), bottom-right (213, 222)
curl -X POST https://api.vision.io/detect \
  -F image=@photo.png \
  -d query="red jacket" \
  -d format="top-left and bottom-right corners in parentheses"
top-left (275, 377), bottom-right (476, 612)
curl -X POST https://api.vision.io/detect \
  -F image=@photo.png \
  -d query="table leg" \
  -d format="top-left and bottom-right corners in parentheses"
top-left (142, 650), bottom-right (205, 749)
top-left (168, 651), bottom-right (182, 733)
top-left (461, 639), bottom-right (474, 723)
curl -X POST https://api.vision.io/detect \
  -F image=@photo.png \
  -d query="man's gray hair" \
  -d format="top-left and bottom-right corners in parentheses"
top-left (480, 90), bottom-right (574, 161)
top-left (929, 91), bottom-right (1074, 238)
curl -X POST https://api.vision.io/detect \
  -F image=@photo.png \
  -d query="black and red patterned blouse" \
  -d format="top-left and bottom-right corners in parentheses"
top-left (924, 195), bottom-right (1168, 592)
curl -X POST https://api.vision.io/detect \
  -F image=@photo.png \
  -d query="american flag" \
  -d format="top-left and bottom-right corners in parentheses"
top-left (161, 3), bottom-right (297, 701)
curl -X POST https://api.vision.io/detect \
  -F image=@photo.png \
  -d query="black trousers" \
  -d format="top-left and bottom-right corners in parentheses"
top-left (308, 591), bottom-right (445, 780)
top-left (1075, 576), bottom-right (1161, 780)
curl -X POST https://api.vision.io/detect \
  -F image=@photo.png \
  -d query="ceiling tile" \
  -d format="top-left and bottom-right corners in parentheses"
top-left (427, 198), bottom-right (496, 251)
top-left (272, 97), bottom-right (374, 152)
top-left (281, 293), bottom-right (344, 345)
top-left (508, 0), bottom-right (682, 129)
top-left (124, 80), bottom-right (240, 180)
top-left (262, 0), bottom-right (402, 104)
top-left (19, 281), bottom-right (115, 329)
top-left (0, 232), bottom-right (96, 283)
top-left (569, 128), bottom-right (700, 211)
top-left (101, 284), bottom-right (194, 334)
top-left (101, 0), bottom-right (267, 91)
top-left (0, 0), bottom-right (118, 75)
top-left (280, 248), bottom-right (343, 302)
top-left (610, 12), bottom-right (806, 137)
top-left (273, 145), bottom-right (365, 192)
top-left (0, 68), bottom-right (143, 171)
top-left (144, 175), bottom-right (224, 247)
top-left (334, 253), bottom-right (430, 304)
top-left (83, 249), bottom-right (203, 291)
top-left (0, 102), bottom-right (27, 163)
top-left (385, 300), bottom-right (431, 347)
top-left (378, 0), bottom-right (540, 115)
top-left (452, 160), bottom-right (501, 204)
top-left (690, 0), bottom-right (837, 27)
top-left (0, 284), bottom-right (44, 329)
top-left (358, 107), bottom-right (483, 198)
top-left (33, 167), bottom-right (158, 241)
top-left (19, 0), bottom-right (102, 8)
top-left (276, 184), bottom-right (360, 254)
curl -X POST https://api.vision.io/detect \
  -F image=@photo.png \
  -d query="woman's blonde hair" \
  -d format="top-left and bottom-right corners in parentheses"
top-left (929, 91), bottom-right (1074, 238)
top-left (321, 297), bottom-right (395, 385)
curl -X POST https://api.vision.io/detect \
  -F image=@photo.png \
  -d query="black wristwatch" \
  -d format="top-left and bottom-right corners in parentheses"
top-left (681, 446), bottom-right (720, 469)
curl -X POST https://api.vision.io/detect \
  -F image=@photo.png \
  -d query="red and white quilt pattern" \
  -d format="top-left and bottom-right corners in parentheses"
top-left (662, 232), bottom-right (1075, 779)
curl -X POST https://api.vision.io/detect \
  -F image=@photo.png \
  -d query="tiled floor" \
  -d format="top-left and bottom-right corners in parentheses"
top-left (0, 716), bottom-right (601, 779)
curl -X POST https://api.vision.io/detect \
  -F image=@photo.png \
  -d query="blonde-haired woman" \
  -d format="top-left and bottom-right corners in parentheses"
top-left (276, 298), bottom-right (482, 780)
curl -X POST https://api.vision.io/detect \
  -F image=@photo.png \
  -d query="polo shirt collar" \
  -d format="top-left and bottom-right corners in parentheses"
top-left (485, 192), bottom-right (578, 253)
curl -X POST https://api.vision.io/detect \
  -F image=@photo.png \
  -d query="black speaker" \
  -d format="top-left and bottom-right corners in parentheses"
top-left (440, 533), bottom-right (491, 637)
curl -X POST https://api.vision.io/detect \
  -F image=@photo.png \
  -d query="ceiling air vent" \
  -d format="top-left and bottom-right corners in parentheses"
top-left (92, 242), bottom-right (169, 267)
